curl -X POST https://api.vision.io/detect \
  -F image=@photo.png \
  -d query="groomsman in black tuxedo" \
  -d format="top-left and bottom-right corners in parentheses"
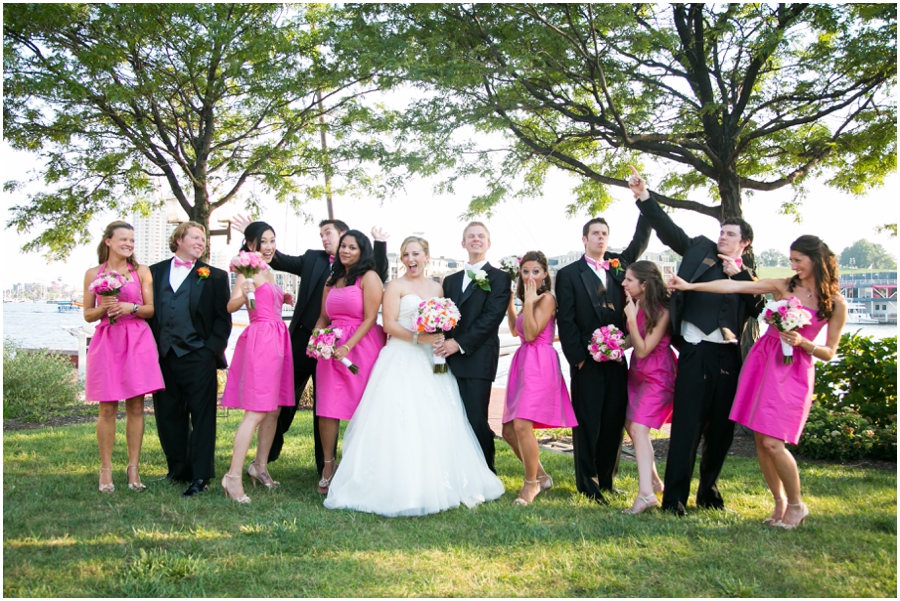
top-left (148, 222), bottom-right (232, 497)
top-left (556, 212), bottom-right (651, 504)
top-left (438, 222), bottom-right (511, 473)
top-left (630, 169), bottom-right (764, 515)
top-left (232, 215), bottom-right (388, 477)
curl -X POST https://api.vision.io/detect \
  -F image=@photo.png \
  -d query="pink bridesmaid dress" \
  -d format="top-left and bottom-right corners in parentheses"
top-left (626, 308), bottom-right (676, 430)
top-left (316, 279), bottom-right (385, 420)
top-left (222, 282), bottom-right (294, 411)
top-left (85, 263), bottom-right (164, 401)
top-left (503, 314), bottom-right (578, 428)
top-left (730, 306), bottom-right (827, 444)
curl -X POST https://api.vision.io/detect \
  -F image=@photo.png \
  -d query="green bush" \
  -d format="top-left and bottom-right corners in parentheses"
top-left (3, 338), bottom-right (83, 421)
top-left (815, 332), bottom-right (896, 428)
top-left (793, 403), bottom-right (880, 461)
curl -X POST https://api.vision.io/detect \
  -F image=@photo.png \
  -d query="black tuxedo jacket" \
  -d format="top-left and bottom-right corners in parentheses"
top-left (556, 214), bottom-right (652, 367)
top-left (148, 259), bottom-right (232, 369)
top-left (636, 194), bottom-right (764, 341)
top-left (270, 241), bottom-right (388, 337)
top-left (442, 263), bottom-right (511, 381)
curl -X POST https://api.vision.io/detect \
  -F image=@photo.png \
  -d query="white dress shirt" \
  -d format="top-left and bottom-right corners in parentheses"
top-left (461, 259), bottom-right (488, 293)
top-left (168, 257), bottom-right (194, 292)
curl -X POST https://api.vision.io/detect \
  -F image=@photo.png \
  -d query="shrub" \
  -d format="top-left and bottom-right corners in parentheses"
top-left (793, 403), bottom-right (878, 461)
top-left (3, 338), bottom-right (83, 421)
top-left (814, 333), bottom-right (896, 428)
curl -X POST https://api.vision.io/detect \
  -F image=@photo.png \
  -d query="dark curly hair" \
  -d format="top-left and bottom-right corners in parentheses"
top-left (326, 230), bottom-right (376, 287)
top-left (787, 235), bottom-right (840, 320)
top-left (240, 221), bottom-right (275, 253)
top-left (626, 260), bottom-right (670, 335)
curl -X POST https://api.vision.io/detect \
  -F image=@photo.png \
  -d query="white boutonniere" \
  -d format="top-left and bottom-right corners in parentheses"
top-left (467, 269), bottom-right (491, 292)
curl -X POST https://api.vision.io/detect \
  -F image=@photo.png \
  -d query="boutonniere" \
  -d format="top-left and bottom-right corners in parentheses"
top-left (467, 269), bottom-right (491, 292)
top-left (601, 258), bottom-right (624, 276)
top-left (197, 267), bottom-right (210, 283)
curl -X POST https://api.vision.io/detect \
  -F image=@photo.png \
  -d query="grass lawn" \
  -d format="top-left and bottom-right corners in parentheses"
top-left (3, 410), bottom-right (896, 597)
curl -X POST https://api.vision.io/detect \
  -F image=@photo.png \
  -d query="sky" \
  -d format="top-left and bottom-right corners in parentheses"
top-left (2, 140), bottom-right (897, 291)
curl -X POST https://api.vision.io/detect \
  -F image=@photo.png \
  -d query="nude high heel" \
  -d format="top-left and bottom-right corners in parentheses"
top-left (222, 473), bottom-right (250, 505)
top-left (98, 467), bottom-right (114, 494)
top-left (317, 459), bottom-right (336, 494)
top-left (247, 462), bottom-right (279, 490)
top-left (775, 502), bottom-right (809, 530)
top-left (126, 465), bottom-right (147, 492)
top-left (623, 494), bottom-right (658, 515)
top-left (513, 479), bottom-right (542, 506)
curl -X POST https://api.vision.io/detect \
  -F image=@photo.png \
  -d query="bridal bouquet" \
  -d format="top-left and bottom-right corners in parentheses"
top-left (588, 325), bottom-right (626, 362)
top-left (763, 296), bottom-right (812, 364)
top-left (306, 326), bottom-right (359, 374)
top-left (88, 271), bottom-right (128, 324)
top-left (416, 297), bottom-right (461, 373)
top-left (499, 255), bottom-right (522, 281)
top-left (229, 251), bottom-right (268, 309)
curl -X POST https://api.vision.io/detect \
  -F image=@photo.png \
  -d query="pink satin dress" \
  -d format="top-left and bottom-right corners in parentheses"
top-left (626, 309), bottom-right (676, 430)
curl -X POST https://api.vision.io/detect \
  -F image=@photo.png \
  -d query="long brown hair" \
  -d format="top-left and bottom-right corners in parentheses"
top-left (97, 221), bottom-right (139, 268)
top-left (515, 251), bottom-right (552, 302)
top-left (626, 260), bottom-right (669, 335)
top-left (787, 235), bottom-right (840, 320)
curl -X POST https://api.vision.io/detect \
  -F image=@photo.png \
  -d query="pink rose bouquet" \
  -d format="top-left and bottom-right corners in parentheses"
top-left (416, 297), bottom-right (461, 373)
top-left (763, 296), bottom-right (812, 364)
top-left (306, 326), bottom-right (359, 374)
top-left (588, 325), bottom-right (626, 362)
top-left (229, 251), bottom-right (269, 309)
top-left (88, 271), bottom-right (128, 324)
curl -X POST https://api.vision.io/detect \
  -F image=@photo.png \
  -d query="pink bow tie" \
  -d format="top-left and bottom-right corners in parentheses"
top-left (585, 256), bottom-right (608, 271)
top-left (329, 254), bottom-right (335, 264)
top-left (174, 257), bottom-right (194, 269)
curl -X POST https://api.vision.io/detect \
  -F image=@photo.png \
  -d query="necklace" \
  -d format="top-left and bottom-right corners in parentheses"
top-left (801, 285), bottom-right (813, 299)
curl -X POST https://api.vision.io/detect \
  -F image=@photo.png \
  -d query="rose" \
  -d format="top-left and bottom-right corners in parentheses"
top-left (197, 266), bottom-right (210, 283)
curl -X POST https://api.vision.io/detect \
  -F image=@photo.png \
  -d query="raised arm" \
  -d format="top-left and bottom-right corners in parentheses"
top-left (625, 301), bottom-right (670, 360)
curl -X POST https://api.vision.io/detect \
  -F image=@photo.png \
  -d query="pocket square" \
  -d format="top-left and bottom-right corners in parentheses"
top-left (702, 257), bottom-right (717, 267)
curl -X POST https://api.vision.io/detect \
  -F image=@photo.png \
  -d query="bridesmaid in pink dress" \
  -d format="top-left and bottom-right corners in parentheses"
top-left (621, 260), bottom-right (676, 514)
top-left (83, 221), bottom-right (164, 494)
top-left (670, 236), bottom-right (847, 529)
top-left (314, 230), bottom-right (386, 493)
top-left (221, 222), bottom-right (295, 504)
top-left (503, 251), bottom-right (577, 506)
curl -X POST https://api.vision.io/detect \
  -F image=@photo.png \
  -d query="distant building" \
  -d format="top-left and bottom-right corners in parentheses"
top-left (840, 271), bottom-right (897, 323)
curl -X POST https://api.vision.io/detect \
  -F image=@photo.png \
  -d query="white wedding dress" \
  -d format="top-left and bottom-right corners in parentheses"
top-left (324, 294), bottom-right (505, 517)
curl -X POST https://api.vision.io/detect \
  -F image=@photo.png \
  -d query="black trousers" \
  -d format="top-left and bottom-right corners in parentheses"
top-left (153, 347), bottom-right (218, 482)
top-left (455, 377), bottom-right (496, 473)
top-left (268, 331), bottom-right (336, 476)
top-left (662, 341), bottom-right (741, 512)
top-left (570, 359), bottom-right (629, 497)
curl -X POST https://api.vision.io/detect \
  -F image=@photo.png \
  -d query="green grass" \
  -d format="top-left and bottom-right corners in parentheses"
top-left (4, 410), bottom-right (896, 597)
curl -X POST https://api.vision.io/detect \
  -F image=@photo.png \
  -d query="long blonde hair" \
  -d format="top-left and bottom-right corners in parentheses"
top-left (97, 221), bottom-right (139, 268)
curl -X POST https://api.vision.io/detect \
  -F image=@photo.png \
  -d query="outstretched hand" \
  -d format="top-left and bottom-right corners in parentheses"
top-left (371, 226), bottom-right (390, 242)
top-left (667, 275), bottom-right (690, 291)
top-left (627, 165), bottom-right (649, 199)
top-left (231, 213), bottom-right (252, 235)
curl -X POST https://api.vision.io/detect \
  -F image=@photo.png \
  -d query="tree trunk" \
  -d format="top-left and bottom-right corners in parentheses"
top-left (189, 186), bottom-right (212, 262)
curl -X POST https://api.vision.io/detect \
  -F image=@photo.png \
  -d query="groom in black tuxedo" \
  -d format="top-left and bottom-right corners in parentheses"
top-left (439, 222), bottom-right (511, 473)
top-left (556, 213), bottom-right (651, 504)
top-left (231, 216), bottom-right (389, 476)
top-left (148, 222), bottom-right (232, 497)
top-left (631, 171), bottom-right (763, 515)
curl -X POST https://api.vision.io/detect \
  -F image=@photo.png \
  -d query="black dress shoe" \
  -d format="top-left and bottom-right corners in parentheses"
top-left (583, 491), bottom-right (609, 506)
top-left (662, 503), bottom-right (688, 517)
top-left (182, 479), bottom-right (210, 498)
top-left (159, 474), bottom-right (191, 485)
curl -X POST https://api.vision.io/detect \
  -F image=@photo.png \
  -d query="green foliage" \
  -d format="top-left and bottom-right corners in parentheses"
top-left (793, 403), bottom-right (895, 462)
top-left (3, 4), bottom-right (393, 260)
top-left (347, 3), bottom-right (896, 220)
top-left (839, 239), bottom-right (897, 269)
top-left (815, 333), bottom-right (897, 428)
top-left (3, 338), bottom-right (83, 421)
top-left (757, 248), bottom-right (789, 267)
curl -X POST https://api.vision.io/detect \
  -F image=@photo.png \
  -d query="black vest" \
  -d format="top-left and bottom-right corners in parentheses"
top-left (156, 281), bottom-right (203, 357)
top-left (680, 263), bottom-right (746, 340)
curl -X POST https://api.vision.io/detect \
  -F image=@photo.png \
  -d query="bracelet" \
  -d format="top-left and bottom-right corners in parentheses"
top-left (339, 344), bottom-right (351, 354)
top-left (413, 332), bottom-right (419, 345)
top-left (132, 303), bottom-right (139, 314)
top-left (807, 344), bottom-right (816, 356)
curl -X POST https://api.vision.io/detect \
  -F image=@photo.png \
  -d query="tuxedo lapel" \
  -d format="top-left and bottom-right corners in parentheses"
top-left (189, 262), bottom-right (204, 315)
top-left (579, 262), bottom-right (607, 323)
top-left (689, 251), bottom-right (718, 283)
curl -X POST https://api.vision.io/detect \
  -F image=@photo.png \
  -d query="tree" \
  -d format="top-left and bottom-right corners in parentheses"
top-left (840, 239), bottom-right (897, 270)
top-left (758, 248), bottom-right (789, 267)
top-left (4, 4), bottom-right (384, 260)
top-left (348, 3), bottom-right (896, 222)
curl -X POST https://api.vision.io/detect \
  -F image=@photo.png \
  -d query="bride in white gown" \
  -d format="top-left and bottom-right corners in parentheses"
top-left (324, 236), bottom-right (505, 517)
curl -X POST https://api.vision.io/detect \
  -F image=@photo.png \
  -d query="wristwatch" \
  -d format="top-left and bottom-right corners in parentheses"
top-left (132, 303), bottom-right (139, 314)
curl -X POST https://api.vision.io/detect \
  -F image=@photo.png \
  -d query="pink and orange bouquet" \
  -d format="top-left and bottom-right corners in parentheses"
top-left (229, 251), bottom-right (269, 309)
top-left (763, 296), bottom-right (812, 364)
top-left (416, 297), bottom-right (461, 373)
top-left (306, 326), bottom-right (359, 374)
top-left (588, 325), bottom-right (626, 362)
top-left (88, 271), bottom-right (128, 324)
